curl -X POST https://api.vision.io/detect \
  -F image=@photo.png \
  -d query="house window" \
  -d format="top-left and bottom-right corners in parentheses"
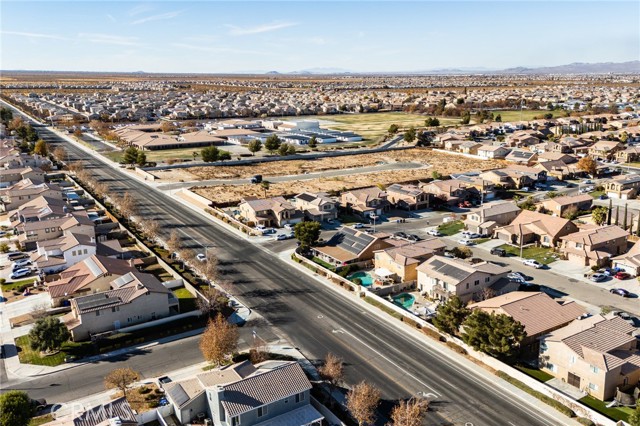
top-left (71, 250), bottom-right (76, 256)
top-left (45, 228), bottom-right (50, 233)
top-left (485, 277), bottom-right (490, 282)
top-left (588, 382), bottom-right (599, 391)
top-left (546, 363), bottom-right (557, 372)
top-left (466, 283), bottom-right (469, 289)
top-left (96, 310), bottom-right (100, 316)
top-left (295, 392), bottom-right (305, 403)
top-left (231, 416), bottom-right (240, 426)
top-left (576, 243), bottom-right (583, 249)
top-left (257, 406), bottom-right (268, 417)
top-left (590, 365), bottom-right (599, 374)
top-left (569, 355), bottom-right (575, 365)
top-left (474, 280), bottom-right (479, 286)
top-left (284, 398), bottom-right (289, 404)
top-left (543, 236), bottom-right (550, 243)
top-left (84, 249), bottom-right (88, 254)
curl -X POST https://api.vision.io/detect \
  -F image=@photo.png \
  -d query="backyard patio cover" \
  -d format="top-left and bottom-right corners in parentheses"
top-left (375, 267), bottom-right (394, 277)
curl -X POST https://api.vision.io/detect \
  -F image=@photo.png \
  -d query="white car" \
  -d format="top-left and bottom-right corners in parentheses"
top-left (13, 259), bottom-right (32, 268)
top-left (457, 239), bottom-right (474, 246)
top-left (10, 268), bottom-right (31, 280)
top-left (283, 224), bottom-right (294, 230)
top-left (196, 253), bottom-right (206, 262)
top-left (352, 223), bottom-right (364, 229)
top-left (427, 229), bottom-right (442, 237)
top-left (507, 272), bottom-right (528, 283)
top-left (522, 259), bottom-right (543, 269)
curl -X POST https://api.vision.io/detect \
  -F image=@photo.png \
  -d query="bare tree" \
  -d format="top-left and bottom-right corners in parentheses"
top-left (142, 220), bottom-right (160, 243)
top-left (178, 248), bottom-right (196, 269)
top-left (197, 287), bottom-right (224, 317)
top-left (199, 313), bottom-right (239, 367)
top-left (67, 161), bottom-right (85, 174)
top-left (93, 181), bottom-right (109, 200)
top-left (53, 146), bottom-right (67, 163)
top-left (166, 230), bottom-right (182, 254)
top-left (478, 287), bottom-right (496, 301)
top-left (104, 367), bottom-right (140, 399)
top-left (249, 334), bottom-right (269, 364)
top-left (319, 353), bottom-right (344, 402)
top-left (118, 192), bottom-right (138, 223)
top-left (388, 398), bottom-right (429, 426)
top-left (346, 381), bottom-right (381, 426)
top-left (30, 302), bottom-right (49, 320)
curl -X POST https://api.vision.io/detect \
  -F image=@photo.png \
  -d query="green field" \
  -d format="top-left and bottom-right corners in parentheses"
top-left (491, 109), bottom-right (569, 123)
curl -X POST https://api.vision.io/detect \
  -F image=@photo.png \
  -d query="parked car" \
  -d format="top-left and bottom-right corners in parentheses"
top-left (284, 224), bottom-right (294, 230)
top-left (466, 232), bottom-right (481, 239)
top-left (610, 288), bottom-right (630, 297)
top-left (427, 229), bottom-right (442, 237)
top-left (12, 260), bottom-right (32, 271)
top-left (30, 398), bottom-right (47, 412)
top-left (7, 252), bottom-right (28, 261)
top-left (600, 267), bottom-right (622, 276)
top-left (394, 231), bottom-right (408, 239)
top-left (510, 271), bottom-right (533, 281)
top-left (275, 234), bottom-right (289, 241)
top-left (457, 239), bottom-right (474, 246)
top-left (522, 259), bottom-right (542, 268)
top-left (196, 253), bottom-right (206, 262)
top-left (590, 273), bottom-right (607, 282)
top-left (521, 187), bottom-right (530, 192)
top-left (507, 273), bottom-right (527, 283)
top-left (407, 234), bottom-right (421, 242)
top-left (10, 268), bottom-right (31, 280)
top-left (352, 223), bottom-right (364, 229)
top-left (615, 272), bottom-right (631, 280)
top-left (261, 228), bottom-right (276, 235)
top-left (490, 247), bottom-right (507, 257)
top-left (599, 194), bottom-right (608, 200)
top-left (583, 179), bottom-right (593, 184)
top-left (250, 174), bottom-right (263, 184)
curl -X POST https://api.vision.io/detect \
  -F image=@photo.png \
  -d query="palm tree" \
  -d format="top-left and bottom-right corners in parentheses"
top-left (260, 181), bottom-right (270, 198)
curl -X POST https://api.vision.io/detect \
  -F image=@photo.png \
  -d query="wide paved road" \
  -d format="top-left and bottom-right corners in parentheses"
top-left (5, 111), bottom-right (564, 426)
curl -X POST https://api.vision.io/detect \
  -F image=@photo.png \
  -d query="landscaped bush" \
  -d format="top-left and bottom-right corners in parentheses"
top-left (576, 418), bottom-right (595, 426)
top-left (446, 341), bottom-right (467, 355)
top-left (495, 371), bottom-right (576, 418)
top-left (422, 327), bottom-right (445, 341)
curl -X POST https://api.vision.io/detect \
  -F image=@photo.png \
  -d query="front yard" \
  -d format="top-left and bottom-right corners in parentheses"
top-left (579, 395), bottom-right (633, 423)
top-left (497, 244), bottom-right (558, 265)
top-left (14, 335), bottom-right (93, 367)
top-left (514, 365), bottom-right (554, 383)
top-left (437, 220), bottom-right (464, 236)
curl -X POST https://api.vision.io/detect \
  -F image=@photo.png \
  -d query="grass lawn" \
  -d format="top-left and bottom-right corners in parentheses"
top-left (15, 335), bottom-right (67, 367)
top-left (492, 109), bottom-right (568, 122)
top-left (438, 220), bottom-right (464, 236)
top-left (579, 395), bottom-right (633, 423)
top-left (29, 414), bottom-right (54, 426)
top-left (337, 213), bottom-right (363, 224)
top-left (2, 277), bottom-right (37, 291)
top-left (589, 190), bottom-right (605, 199)
top-left (104, 147), bottom-right (207, 164)
top-left (514, 365), bottom-right (554, 383)
top-left (498, 244), bottom-right (558, 265)
top-left (173, 287), bottom-right (197, 312)
top-left (472, 238), bottom-right (491, 245)
top-left (312, 256), bottom-right (335, 271)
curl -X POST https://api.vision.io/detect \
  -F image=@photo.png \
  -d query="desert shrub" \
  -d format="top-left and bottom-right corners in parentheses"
top-left (576, 418), bottom-right (595, 426)
top-left (446, 341), bottom-right (467, 355)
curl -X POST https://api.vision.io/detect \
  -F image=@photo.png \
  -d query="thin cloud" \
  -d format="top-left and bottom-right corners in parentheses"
top-left (78, 33), bottom-right (141, 47)
top-left (128, 4), bottom-right (153, 17)
top-left (227, 22), bottom-right (298, 36)
top-left (1, 30), bottom-right (68, 40)
top-left (106, 14), bottom-right (117, 23)
top-left (170, 42), bottom-right (267, 56)
top-left (131, 10), bottom-right (182, 25)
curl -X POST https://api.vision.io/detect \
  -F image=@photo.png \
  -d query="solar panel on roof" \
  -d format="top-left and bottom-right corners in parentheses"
top-left (112, 272), bottom-right (134, 288)
top-left (167, 384), bottom-right (190, 407)
top-left (76, 293), bottom-right (121, 311)
top-left (85, 257), bottom-right (103, 277)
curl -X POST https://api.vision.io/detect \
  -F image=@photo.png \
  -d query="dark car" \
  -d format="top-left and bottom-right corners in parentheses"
top-left (250, 174), bottom-right (263, 184)
top-left (394, 232), bottom-right (408, 239)
top-left (31, 398), bottom-right (47, 412)
top-left (490, 247), bottom-right (507, 257)
top-left (610, 288), bottom-right (630, 297)
top-left (407, 234), bottom-right (421, 241)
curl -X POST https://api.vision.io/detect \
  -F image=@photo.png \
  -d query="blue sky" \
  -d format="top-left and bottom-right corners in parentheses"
top-left (1, 1), bottom-right (638, 73)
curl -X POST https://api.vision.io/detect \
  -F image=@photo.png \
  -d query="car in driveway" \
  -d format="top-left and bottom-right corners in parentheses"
top-left (507, 273), bottom-right (528, 283)
top-left (12, 259), bottom-right (32, 270)
top-left (427, 229), bottom-right (442, 237)
top-left (7, 252), bottom-right (28, 261)
top-left (352, 223), bottom-right (364, 229)
top-left (600, 267), bottom-right (622, 276)
top-left (284, 224), bottom-right (295, 230)
top-left (406, 234), bottom-right (421, 242)
top-left (590, 273), bottom-right (608, 282)
top-left (510, 271), bottom-right (532, 281)
top-left (10, 268), bottom-right (31, 280)
top-left (394, 231), bottom-right (408, 239)
top-left (615, 272), bottom-right (631, 280)
top-left (522, 259), bottom-right (543, 268)
top-left (457, 239), bottom-right (474, 246)
top-left (610, 288), bottom-right (630, 297)
top-left (490, 247), bottom-right (507, 257)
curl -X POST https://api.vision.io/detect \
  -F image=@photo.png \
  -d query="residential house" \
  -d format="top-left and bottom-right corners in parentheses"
top-left (535, 160), bottom-right (581, 181)
top-left (477, 145), bottom-right (511, 159)
top-left (31, 232), bottom-right (97, 274)
top-left (0, 167), bottom-right (45, 188)
top-left (541, 194), bottom-right (593, 217)
top-left (64, 270), bottom-right (178, 341)
top-left (617, 146), bottom-right (640, 163)
top-left (480, 166), bottom-right (546, 189)
top-left (340, 187), bottom-right (389, 218)
top-left (46, 397), bottom-right (137, 426)
top-left (421, 179), bottom-right (473, 206)
top-left (560, 225), bottom-right (628, 267)
top-left (464, 202), bottom-right (521, 235)
top-left (373, 238), bottom-right (446, 283)
top-left (313, 227), bottom-right (394, 266)
top-left (386, 183), bottom-right (430, 210)
top-left (613, 240), bottom-right (640, 276)
top-left (537, 152), bottom-right (577, 164)
top-left (604, 174), bottom-right (640, 199)
top-left (539, 315), bottom-right (640, 400)
top-left (15, 210), bottom-right (95, 250)
top-left (505, 149), bottom-right (538, 165)
top-left (494, 210), bottom-right (579, 247)
top-left (292, 192), bottom-right (338, 222)
top-left (9, 195), bottom-right (69, 226)
top-left (238, 196), bottom-right (304, 228)
top-left (459, 141), bottom-right (483, 155)
top-left (589, 140), bottom-right (625, 160)
top-left (0, 179), bottom-right (63, 212)
top-left (46, 255), bottom-right (135, 307)
top-left (507, 132), bottom-right (540, 148)
top-left (416, 255), bottom-right (512, 303)
top-left (469, 292), bottom-right (586, 354)
top-left (165, 360), bottom-right (323, 426)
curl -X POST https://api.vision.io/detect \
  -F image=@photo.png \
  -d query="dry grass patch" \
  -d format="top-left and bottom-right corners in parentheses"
top-left (112, 383), bottom-right (163, 413)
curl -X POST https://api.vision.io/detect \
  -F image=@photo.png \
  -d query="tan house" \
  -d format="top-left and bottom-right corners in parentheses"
top-left (505, 149), bottom-right (538, 165)
top-left (539, 315), bottom-right (640, 400)
top-left (373, 238), bottom-right (446, 283)
top-left (292, 192), bottom-right (338, 222)
top-left (313, 227), bottom-right (394, 266)
top-left (604, 174), bottom-right (640, 199)
top-left (541, 194), bottom-right (593, 217)
top-left (469, 292), bottom-right (586, 354)
top-left (459, 141), bottom-right (483, 155)
top-left (340, 187), bottom-right (389, 218)
top-left (535, 160), bottom-right (581, 181)
top-left (386, 183), bottom-right (430, 210)
top-left (464, 202), bottom-right (521, 235)
top-left (421, 179), bottom-right (472, 206)
top-left (589, 140), bottom-right (625, 160)
top-left (613, 240), bottom-right (640, 276)
top-left (477, 145), bottom-right (511, 159)
top-left (46, 255), bottom-right (135, 307)
top-left (494, 210), bottom-right (579, 247)
top-left (64, 270), bottom-right (178, 341)
top-left (238, 196), bottom-right (304, 228)
top-left (0, 167), bottom-right (45, 189)
top-left (616, 146), bottom-right (640, 163)
top-left (15, 211), bottom-right (95, 250)
top-left (0, 179), bottom-right (63, 212)
top-left (560, 225), bottom-right (628, 267)
top-left (416, 255), bottom-right (512, 303)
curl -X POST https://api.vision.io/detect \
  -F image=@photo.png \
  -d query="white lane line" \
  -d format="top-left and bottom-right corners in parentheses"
top-left (338, 327), bottom-right (441, 397)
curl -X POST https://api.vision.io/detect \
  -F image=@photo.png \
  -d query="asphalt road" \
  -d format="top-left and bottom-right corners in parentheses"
top-left (2, 108), bottom-right (565, 425)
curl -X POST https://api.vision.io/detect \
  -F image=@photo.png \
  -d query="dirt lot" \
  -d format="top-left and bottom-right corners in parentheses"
top-left (192, 149), bottom-right (505, 205)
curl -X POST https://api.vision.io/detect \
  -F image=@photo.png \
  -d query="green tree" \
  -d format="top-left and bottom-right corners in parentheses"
top-left (624, 203), bottom-right (629, 230)
top-left (629, 402), bottom-right (640, 426)
top-left (0, 107), bottom-right (13, 125)
top-left (123, 146), bottom-right (139, 165)
top-left (451, 246), bottom-right (473, 259)
top-left (461, 310), bottom-right (526, 360)
top-left (202, 145), bottom-right (220, 162)
top-left (607, 199), bottom-right (612, 225)
top-left (247, 139), bottom-right (262, 155)
top-left (432, 295), bottom-right (470, 335)
top-left (403, 127), bottom-right (416, 144)
top-left (308, 136), bottom-right (318, 148)
top-left (416, 131), bottom-right (432, 147)
top-left (431, 170), bottom-right (442, 180)
top-left (592, 206), bottom-right (608, 226)
top-left (278, 142), bottom-right (291, 156)
top-left (264, 134), bottom-right (281, 154)
top-left (136, 151), bottom-right (147, 166)
top-left (388, 124), bottom-right (399, 134)
top-left (546, 191), bottom-right (558, 199)
top-left (460, 112), bottom-right (471, 125)
top-left (615, 205), bottom-right (620, 226)
top-left (294, 221), bottom-right (322, 251)
top-left (287, 144), bottom-right (297, 155)
top-left (495, 114), bottom-right (502, 122)
top-left (0, 390), bottom-right (34, 426)
top-left (219, 151), bottom-right (231, 161)
top-left (425, 117), bottom-right (440, 127)
top-left (33, 139), bottom-right (48, 156)
top-left (260, 180), bottom-right (270, 198)
top-left (28, 317), bottom-right (70, 354)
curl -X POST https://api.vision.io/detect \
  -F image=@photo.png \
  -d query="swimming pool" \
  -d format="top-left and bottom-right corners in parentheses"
top-left (392, 293), bottom-right (416, 310)
top-left (349, 271), bottom-right (374, 287)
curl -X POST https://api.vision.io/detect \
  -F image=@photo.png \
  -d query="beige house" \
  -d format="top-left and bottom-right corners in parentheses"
top-left (604, 175), bottom-right (640, 199)
top-left (464, 202), bottom-right (521, 235)
top-left (469, 292), bottom-right (586, 354)
top-left (421, 179), bottom-right (472, 206)
top-left (613, 240), bottom-right (640, 276)
top-left (540, 315), bottom-right (640, 400)
top-left (541, 194), bottom-right (593, 217)
top-left (560, 225), bottom-right (628, 267)
top-left (292, 192), bottom-right (338, 222)
top-left (617, 146), bottom-right (640, 163)
top-left (238, 196), bottom-right (304, 228)
top-left (494, 210), bottom-right (579, 247)
top-left (505, 149), bottom-right (538, 165)
top-left (386, 183), bottom-right (430, 210)
top-left (589, 140), bottom-right (625, 160)
top-left (15, 211), bottom-right (95, 250)
top-left (416, 255), bottom-right (511, 303)
top-left (477, 145), bottom-right (511, 159)
top-left (340, 187), bottom-right (389, 218)
top-left (373, 238), bottom-right (446, 283)
top-left (31, 231), bottom-right (97, 274)
top-left (64, 270), bottom-right (178, 341)
top-left (0, 179), bottom-right (63, 212)
top-left (313, 227), bottom-right (394, 266)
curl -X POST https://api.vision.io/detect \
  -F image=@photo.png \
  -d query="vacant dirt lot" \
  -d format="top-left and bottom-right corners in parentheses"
top-left (192, 149), bottom-right (505, 205)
